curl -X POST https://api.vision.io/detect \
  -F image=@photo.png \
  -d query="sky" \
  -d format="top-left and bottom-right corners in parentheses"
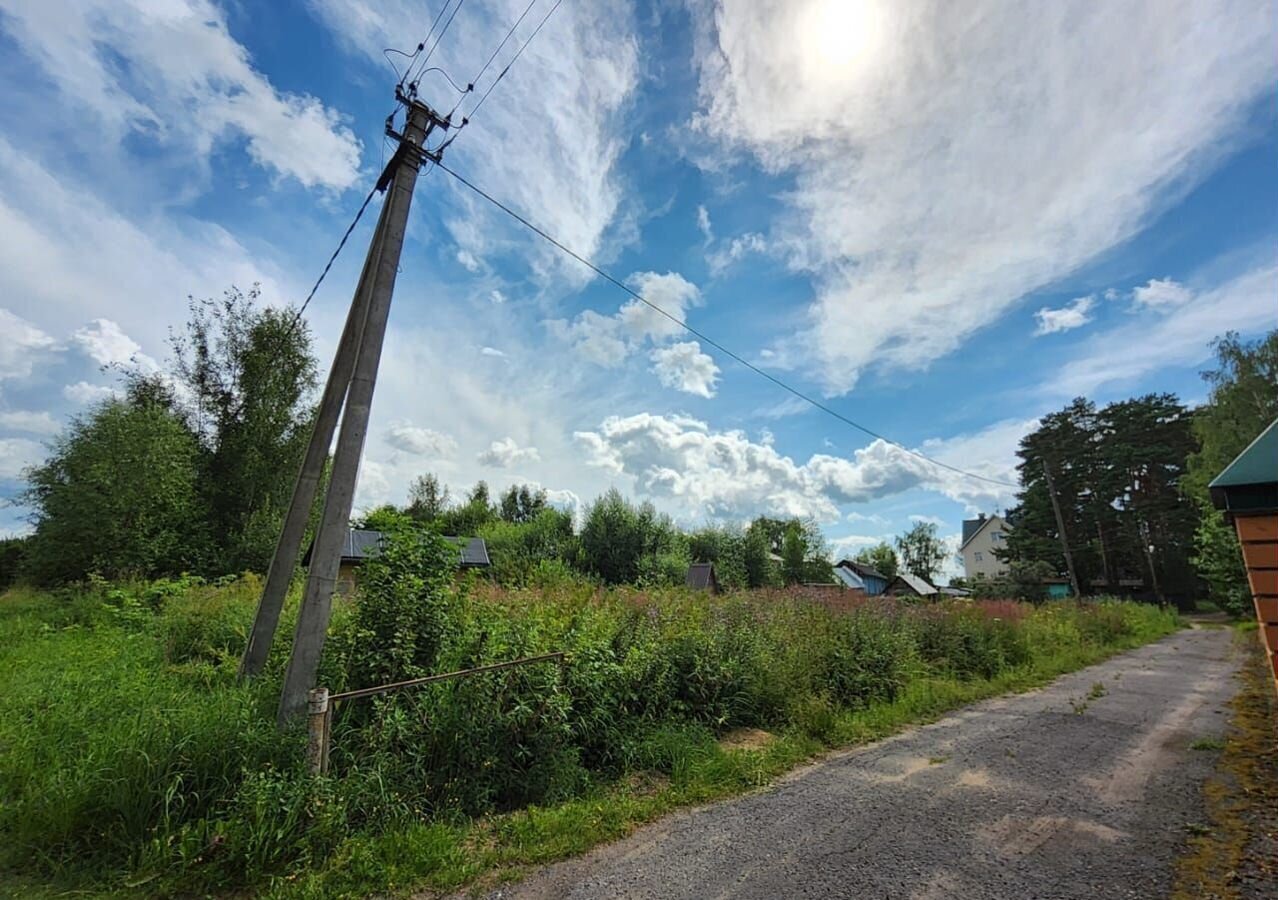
top-left (0, 0), bottom-right (1275, 577)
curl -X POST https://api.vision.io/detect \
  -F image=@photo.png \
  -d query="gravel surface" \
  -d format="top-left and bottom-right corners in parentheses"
top-left (479, 628), bottom-right (1239, 900)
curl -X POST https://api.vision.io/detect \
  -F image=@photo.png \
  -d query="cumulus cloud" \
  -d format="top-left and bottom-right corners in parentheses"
top-left (549, 271), bottom-right (704, 369)
top-left (1034, 295), bottom-right (1096, 335)
top-left (1, 0), bottom-right (361, 190)
top-left (1054, 263), bottom-right (1277, 396)
top-left (478, 437), bottom-right (541, 468)
top-left (692, 0), bottom-right (1276, 392)
top-left (0, 437), bottom-right (42, 479)
top-left (0, 410), bottom-right (60, 436)
top-left (63, 381), bottom-right (120, 405)
top-left (649, 341), bottom-right (720, 397)
top-left (71, 319), bottom-right (159, 370)
top-left (1131, 277), bottom-right (1194, 309)
top-left (384, 423), bottom-right (457, 458)
top-left (573, 412), bottom-right (1024, 522)
top-left (707, 232), bottom-right (767, 276)
top-left (0, 308), bottom-right (58, 380)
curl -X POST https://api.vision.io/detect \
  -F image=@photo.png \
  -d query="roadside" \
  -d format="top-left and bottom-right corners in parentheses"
top-left (467, 627), bottom-right (1241, 900)
top-left (1172, 627), bottom-right (1278, 899)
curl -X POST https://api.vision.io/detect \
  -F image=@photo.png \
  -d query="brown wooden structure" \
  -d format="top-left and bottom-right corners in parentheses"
top-left (1210, 418), bottom-right (1278, 690)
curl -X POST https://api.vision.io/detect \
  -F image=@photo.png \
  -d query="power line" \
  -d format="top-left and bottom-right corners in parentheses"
top-left (411, 0), bottom-right (468, 88)
top-left (464, 0), bottom-right (562, 125)
top-left (285, 181), bottom-right (380, 336)
top-left (448, 0), bottom-right (539, 118)
top-left (434, 160), bottom-right (1020, 490)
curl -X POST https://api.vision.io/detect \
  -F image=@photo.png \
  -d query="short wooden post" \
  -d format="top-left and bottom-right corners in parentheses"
top-left (306, 687), bottom-right (330, 775)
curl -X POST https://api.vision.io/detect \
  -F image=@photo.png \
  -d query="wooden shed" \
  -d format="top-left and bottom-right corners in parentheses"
top-left (1209, 418), bottom-right (1278, 690)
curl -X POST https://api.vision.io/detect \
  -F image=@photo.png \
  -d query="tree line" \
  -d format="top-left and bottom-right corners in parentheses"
top-left (982, 331), bottom-right (1277, 612)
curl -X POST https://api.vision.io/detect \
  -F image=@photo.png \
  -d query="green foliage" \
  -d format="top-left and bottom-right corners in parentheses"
top-left (0, 536), bottom-right (29, 588)
top-left (157, 286), bottom-right (319, 574)
top-left (579, 489), bottom-right (680, 585)
top-left (1185, 331), bottom-right (1278, 616)
top-left (0, 580), bottom-right (1177, 896)
top-left (853, 542), bottom-right (898, 579)
top-left (895, 521), bottom-right (948, 582)
top-left (21, 393), bottom-right (206, 583)
top-left (480, 509), bottom-right (577, 587)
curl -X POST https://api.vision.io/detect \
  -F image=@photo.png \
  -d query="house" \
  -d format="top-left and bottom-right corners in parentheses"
top-left (1209, 417), bottom-right (1278, 689)
top-left (939, 585), bottom-right (971, 598)
top-left (886, 573), bottom-right (940, 599)
top-left (304, 528), bottom-right (491, 594)
top-left (686, 562), bottom-right (720, 594)
top-left (832, 559), bottom-right (889, 595)
top-left (960, 514), bottom-right (1010, 580)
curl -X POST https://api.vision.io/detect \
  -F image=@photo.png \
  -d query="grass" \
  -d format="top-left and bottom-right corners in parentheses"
top-left (0, 573), bottom-right (1182, 899)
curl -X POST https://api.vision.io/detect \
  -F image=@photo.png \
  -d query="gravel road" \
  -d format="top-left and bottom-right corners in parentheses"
top-left (480, 627), bottom-right (1240, 900)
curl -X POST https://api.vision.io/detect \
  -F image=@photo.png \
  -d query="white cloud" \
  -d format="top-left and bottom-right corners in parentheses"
top-left (696, 205), bottom-right (714, 241)
top-left (490, 290), bottom-right (507, 305)
top-left (456, 250), bottom-right (482, 273)
top-left (310, 0), bottom-right (637, 281)
top-left (63, 381), bottom-right (121, 406)
top-left (549, 271), bottom-right (703, 368)
top-left (649, 341), bottom-right (720, 397)
top-left (0, 308), bottom-right (58, 380)
top-left (829, 533), bottom-right (892, 559)
top-left (909, 514), bottom-right (947, 527)
top-left (480, 346), bottom-right (507, 358)
top-left (573, 412), bottom-right (1024, 523)
top-left (384, 423), bottom-right (457, 458)
top-left (692, 0), bottom-right (1277, 392)
top-left (0, 410), bottom-right (60, 436)
top-left (1055, 263), bottom-right (1277, 397)
top-left (1131, 277), bottom-right (1194, 309)
top-left (1, 0), bottom-right (361, 190)
top-left (707, 232), bottom-right (767, 276)
top-left (0, 437), bottom-right (42, 479)
top-left (478, 437), bottom-right (541, 468)
top-left (71, 319), bottom-right (159, 370)
top-left (1034, 295), bottom-right (1095, 335)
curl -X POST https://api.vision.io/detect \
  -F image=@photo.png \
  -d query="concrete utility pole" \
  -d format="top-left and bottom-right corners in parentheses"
top-left (1042, 459), bottom-right (1081, 598)
top-left (236, 91), bottom-right (448, 722)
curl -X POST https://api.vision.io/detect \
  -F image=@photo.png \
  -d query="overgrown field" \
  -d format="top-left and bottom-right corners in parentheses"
top-left (0, 545), bottom-right (1180, 898)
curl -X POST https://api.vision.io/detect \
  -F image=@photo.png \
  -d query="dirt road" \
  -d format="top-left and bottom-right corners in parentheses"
top-left (480, 628), bottom-right (1240, 900)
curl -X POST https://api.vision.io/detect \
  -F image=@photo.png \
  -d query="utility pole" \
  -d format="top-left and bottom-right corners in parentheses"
top-left (236, 90), bottom-right (449, 722)
top-left (1042, 459), bottom-right (1081, 598)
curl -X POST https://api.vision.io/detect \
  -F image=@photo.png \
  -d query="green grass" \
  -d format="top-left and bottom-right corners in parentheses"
top-left (0, 576), bottom-right (1181, 899)
top-left (1189, 737), bottom-right (1226, 751)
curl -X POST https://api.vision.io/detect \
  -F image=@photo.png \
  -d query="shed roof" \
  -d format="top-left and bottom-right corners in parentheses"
top-left (1210, 418), bottom-right (1278, 515)
top-left (303, 529), bottom-right (490, 568)
top-left (835, 559), bottom-right (887, 582)
top-left (890, 573), bottom-right (938, 596)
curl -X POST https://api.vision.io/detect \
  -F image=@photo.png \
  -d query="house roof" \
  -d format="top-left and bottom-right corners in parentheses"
top-left (686, 562), bottom-right (718, 591)
top-left (1210, 418), bottom-right (1278, 515)
top-left (959, 515), bottom-right (1006, 551)
top-left (890, 573), bottom-right (938, 596)
top-left (940, 586), bottom-right (971, 597)
top-left (832, 565), bottom-right (862, 588)
top-left (835, 559), bottom-right (887, 582)
top-left (303, 529), bottom-right (490, 568)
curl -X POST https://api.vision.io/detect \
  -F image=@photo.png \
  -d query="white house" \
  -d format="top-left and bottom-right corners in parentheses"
top-left (960, 514), bottom-right (1010, 580)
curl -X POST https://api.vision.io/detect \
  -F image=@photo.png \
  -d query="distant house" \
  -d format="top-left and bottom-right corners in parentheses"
top-left (1042, 577), bottom-right (1072, 600)
top-left (832, 559), bottom-right (889, 595)
top-left (686, 562), bottom-right (720, 594)
top-left (960, 514), bottom-right (1011, 580)
top-left (304, 528), bottom-right (491, 595)
top-left (939, 585), bottom-right (971, 598)
top-left (886, 573), bottom-right (940, 599)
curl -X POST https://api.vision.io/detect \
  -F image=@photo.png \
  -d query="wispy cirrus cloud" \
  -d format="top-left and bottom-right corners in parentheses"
top-left (691, 0), bottom-right (1277, 393)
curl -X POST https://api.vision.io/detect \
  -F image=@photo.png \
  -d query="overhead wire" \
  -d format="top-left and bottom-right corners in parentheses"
top-left (447, 0), bottom-right (539, 119)
top-left (433, 160), bottom-right (1021, 490)
top-left (464, 0), bottom-right (563, 126)
top-left (410, 0), bottom-right (468, 88)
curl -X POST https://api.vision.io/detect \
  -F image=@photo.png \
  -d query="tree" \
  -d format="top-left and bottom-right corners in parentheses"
top-left (132, 286), bottom-right (318, 574)
top-left (853, 542), bottom-right (898, 579)
top-left (407, 473), bottom-right (449, 522)
top-left (499, 483), bottom-right (547, 524)
top-left (1185, 331), bottom-right (1278, 614)
top-left (895, 521), bottom-right (947, 582)
top-left (781, 522), bottom-right (806, 585)
top-left (21, 391), bottom-right (205, 583)
top-left (578, 488), bottom-right (679, 585)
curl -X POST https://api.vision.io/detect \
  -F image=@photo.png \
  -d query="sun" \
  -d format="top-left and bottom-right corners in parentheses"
top-left (797, 0), bottom-right (886, 86)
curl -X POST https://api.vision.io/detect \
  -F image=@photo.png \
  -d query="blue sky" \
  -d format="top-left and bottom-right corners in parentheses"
top-left (1, 0), bottom-right (1275, 573)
